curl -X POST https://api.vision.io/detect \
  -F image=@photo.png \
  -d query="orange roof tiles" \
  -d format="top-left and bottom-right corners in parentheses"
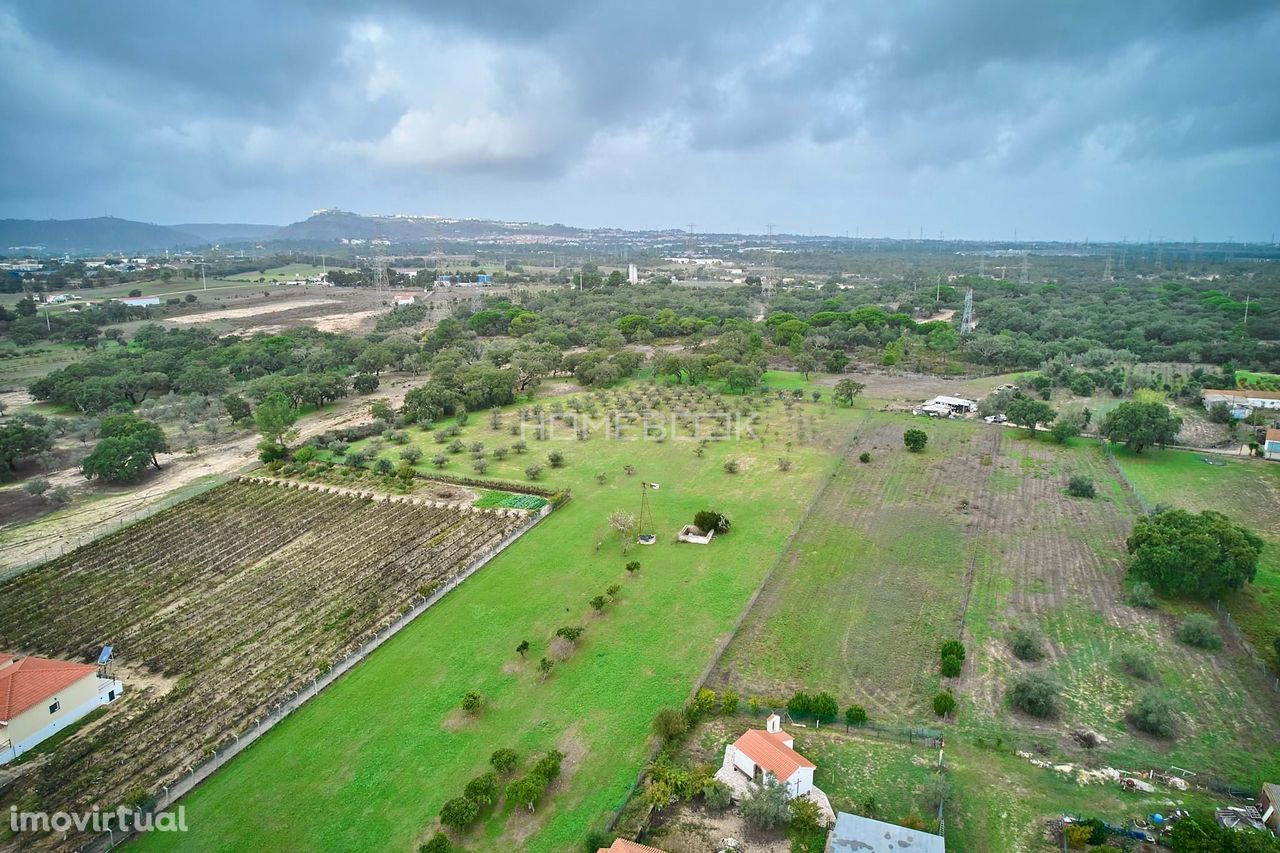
top-left (0, 656), bottom-right (97, 722)
top-left (733, 728), bottom-right (815, 781)
top-left (598, 840), bottom-right (667, 853)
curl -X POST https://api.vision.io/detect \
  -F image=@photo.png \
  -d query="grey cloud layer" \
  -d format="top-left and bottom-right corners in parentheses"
top-left (0, 0), bottom-right (1276, 239)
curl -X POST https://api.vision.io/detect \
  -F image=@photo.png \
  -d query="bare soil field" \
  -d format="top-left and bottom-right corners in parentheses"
top-left (166, 298), bottom-right (341, 324)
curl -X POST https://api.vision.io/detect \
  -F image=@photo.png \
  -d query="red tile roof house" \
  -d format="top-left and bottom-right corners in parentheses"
top-left (727, 713), bottom-right (816, 798)
top-left (0, 653), bottom-right (124, 764)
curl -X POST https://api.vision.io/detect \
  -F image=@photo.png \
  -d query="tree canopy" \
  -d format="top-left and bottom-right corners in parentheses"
top-left (1100, 401), bottom-right (1182, 453)
top-left (1126, 509), bottom-right (1263, 599)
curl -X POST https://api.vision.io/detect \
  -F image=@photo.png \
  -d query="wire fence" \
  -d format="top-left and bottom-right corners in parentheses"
top-left (1213, 599), bottom-right (1280, 694)
top-left (1101, 444), bottom-right (1152, 514)
top-left (1103, 446), bottom-right (1279, 695)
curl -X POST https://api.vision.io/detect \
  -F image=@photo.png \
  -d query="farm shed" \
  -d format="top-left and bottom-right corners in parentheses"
top-left (1265, 429), bottom-right (1280, 462)
top-left (724, 714), bottom-right (815, 798)
top-left (115, 295), bottom-right (161, 307)
top-left (914, 403), bottom-right (953, 418)
top-left (827, 811), bottom-right (945, 852)
top-left (0, 653), bottom-right (124, 764)
top-left (926, 395), bottom-right (978, 414)
top-left (1203, 388), bottom-right (1280, 414)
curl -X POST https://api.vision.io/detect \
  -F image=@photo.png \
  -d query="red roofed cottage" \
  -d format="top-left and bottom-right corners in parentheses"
top-left (729, 713), bottom-right (816, 797)
top-left (0, 653), bottom-right (124, 763)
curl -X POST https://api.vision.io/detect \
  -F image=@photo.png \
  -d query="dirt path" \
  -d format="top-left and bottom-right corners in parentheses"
top-left (166, 299), bottom-right (340, 324)
top-left (0, 375), bottom-right (422, 574)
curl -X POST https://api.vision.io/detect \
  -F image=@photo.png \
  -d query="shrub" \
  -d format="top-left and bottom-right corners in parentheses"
top-left (22, 477), bottom-right (50, 497)
top-left (419, 832), bottom-right (452, 853)
top-left (741, 779), bottom-right (790, 829)
top-left (652, 707), bottom-right (687, 742)
top-left (489, 748), bottom-right (519, 774)
top-left (931, 691), bottom-right (957, 716)
top-left (547, 450), bottom-right (565, 468)
top-left (625, 560), bottom-right (640, 573)
top-left (691, 688), bottom-right (717, 718)
top-left (1009, 626), bottom-right (1045, 661)
top-left (438, 796), bottom-right (480, 830)
top-left (464, 771), bottom-right (498, 805)
top-left (789, 796), bottom-right (823, 835)
top-left (589, 595), bottom-right (606, 612)
top-left (1117, 646), bottom-right (1157, 681)
top-left (1066, 475), bottom-right (1095, 498)
top-left (461, 691), bottom-right (484, 714)
top-left (693, 510), bottom-right (730, 534)
top-left (940, 655), bottom-right (963, 677)
top-left (1177, 614), bottom-right (1221, 650)
top-left (1010, 671), bottom-right (1061, 718)
top-left (940, 640), bottom-right (966, 661)
top-left (702, 779), bottom-right (732, 810)
top-left (1128, 690), bottom-right (1177, 738)
top-left (723, 458), bottom-right (740, 474)
top-left (777, 457), bottom-right (792, 472)
top-left (525, 464), bottom-right (543, 480)
top-left (787, 691), bottom-right (813, 717)
top-left (554, 625), bottom-right (584, 644)
top-left (538, 657), bottom-right (554, 679)
top-left (810, 692), bottom-right (839, 722)
top-left (845, 704), bottom-right (867, 726)
top-left (903, 428), bottom-right (928, 452)
top-left (1125, 580), bottom-right (1156, 609)
top-left (720, 690), bottom-right (739, 715)
top-left (859, 451), bottom-right (871, 463)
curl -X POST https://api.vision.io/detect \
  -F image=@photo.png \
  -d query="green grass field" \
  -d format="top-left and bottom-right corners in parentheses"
top-left (1110, 446), bottom-right (1280, 667)
top-left (702, 415), bottom-right (1280, 851)
top-left (137, 382), bottom-right (864, 852)
top-left (1235, 369), bottom-right (1280, 389)
top-left (713, 414), bottom-right (982, 716)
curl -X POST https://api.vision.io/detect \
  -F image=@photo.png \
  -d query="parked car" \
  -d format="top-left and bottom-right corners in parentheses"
top-left (983, 414), bottom-right (1008, 424)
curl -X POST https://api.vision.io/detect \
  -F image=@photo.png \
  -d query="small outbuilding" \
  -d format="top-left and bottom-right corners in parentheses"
top-left (677, 524), bottom-right (714, 545)
top-left (1264, 429), bottom-right (1280, 462)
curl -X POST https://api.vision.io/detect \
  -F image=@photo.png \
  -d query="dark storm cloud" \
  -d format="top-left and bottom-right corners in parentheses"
top-left (0, 0), bottom-right (1276, 239)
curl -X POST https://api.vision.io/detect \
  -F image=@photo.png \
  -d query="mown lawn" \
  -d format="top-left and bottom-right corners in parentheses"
top-left (137, 382), bottom-right (863, 853)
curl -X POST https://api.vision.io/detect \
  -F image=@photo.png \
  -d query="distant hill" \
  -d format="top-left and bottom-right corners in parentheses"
top-left (0, 217), bottom-right (205, 254)
top-left (273, 209), bottom-right (585, 243)
top-left (170, 223), bottom-right (280, 242)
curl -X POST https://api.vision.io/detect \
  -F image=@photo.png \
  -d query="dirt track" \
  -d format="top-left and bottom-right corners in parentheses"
top-left (0, 374), bottom-right (422, 574)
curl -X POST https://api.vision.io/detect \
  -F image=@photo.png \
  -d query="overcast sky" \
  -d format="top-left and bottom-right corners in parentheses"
top-left (1, 1), bottom-right (1277, 241)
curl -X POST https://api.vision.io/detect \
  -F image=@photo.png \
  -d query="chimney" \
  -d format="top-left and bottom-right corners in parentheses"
top-left (766, 713), bottom-right (781, 734)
